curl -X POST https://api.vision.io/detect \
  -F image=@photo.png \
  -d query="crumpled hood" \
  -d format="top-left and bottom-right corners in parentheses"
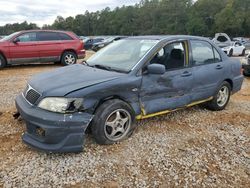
top-left (29, 64), bottom-right (125, 96)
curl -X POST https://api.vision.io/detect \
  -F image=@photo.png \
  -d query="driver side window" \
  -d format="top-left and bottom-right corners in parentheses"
top-left (150, 41), bottom-right (186, 70)
top-left (16, 32), bottom-right (37, 42)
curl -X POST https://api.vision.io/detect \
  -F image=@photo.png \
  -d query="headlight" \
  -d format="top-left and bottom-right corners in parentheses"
top-left (38, 97), bottom-right (83, 113)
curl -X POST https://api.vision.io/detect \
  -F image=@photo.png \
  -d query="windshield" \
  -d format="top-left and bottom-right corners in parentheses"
top-left (87, 39), bottom-right (158, 72)
top-left (0, 32), bottom-right (20, 41)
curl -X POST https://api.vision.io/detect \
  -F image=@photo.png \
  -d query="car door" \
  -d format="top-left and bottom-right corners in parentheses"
top-left (190, 40), bottom-right (226, 102)
top-left (36, 31), bottom-right (63, 62)
top-left (139, 40), bottom-right (194, 115)
top-left (8, 32), bottom-right (39, 64)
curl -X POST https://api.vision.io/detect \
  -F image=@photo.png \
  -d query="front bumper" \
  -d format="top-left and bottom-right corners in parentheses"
top-left (15, 94), bottom-right (93, 153)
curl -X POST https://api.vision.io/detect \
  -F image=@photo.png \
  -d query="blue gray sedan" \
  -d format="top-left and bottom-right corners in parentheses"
top-left (15, 35), bottom-right (244, 153)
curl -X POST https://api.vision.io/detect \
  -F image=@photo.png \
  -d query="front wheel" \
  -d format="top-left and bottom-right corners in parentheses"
top-left (206, 82), bottom-right (231, 111)
top-left (61, 51), bottom-right (77, 66)
top-left (91, 99), bottom-right (136, 145)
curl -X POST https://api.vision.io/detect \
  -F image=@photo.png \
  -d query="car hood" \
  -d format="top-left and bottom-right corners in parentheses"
top-left (29, 64), bottom-right (125, 96)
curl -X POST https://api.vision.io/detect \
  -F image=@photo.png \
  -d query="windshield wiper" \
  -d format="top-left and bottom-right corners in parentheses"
top-left (91, 64), bottom-right (128, 73)
top-left (92, 64), bottom-right (112, 71)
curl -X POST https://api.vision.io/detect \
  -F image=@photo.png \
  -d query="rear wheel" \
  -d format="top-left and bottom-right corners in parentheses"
top-left (91, 99), bottom-right (136, 145)
top-left (206, 81), bottom-right (231, 111)
top-left (0, 54), bottom-right (6, 69)
top-left (61, 51), bottom-right (77, 66)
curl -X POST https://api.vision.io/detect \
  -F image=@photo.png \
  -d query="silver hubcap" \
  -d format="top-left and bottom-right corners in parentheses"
top-left (217, 86), bottom-right (229, 107)
top-left (104, 109), bottom-right (131, 141)
top-left (65, 54), bottom-right (76, 65)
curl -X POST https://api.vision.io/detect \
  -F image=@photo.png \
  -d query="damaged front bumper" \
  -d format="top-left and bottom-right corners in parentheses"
top-left (15, 94), bottom-right (93, 153)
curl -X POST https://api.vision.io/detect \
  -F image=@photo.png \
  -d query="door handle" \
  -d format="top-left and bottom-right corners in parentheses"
top-left (181, 71), bottom-right (192, 77)
top-left (216, 65), bottom-right (223, 69)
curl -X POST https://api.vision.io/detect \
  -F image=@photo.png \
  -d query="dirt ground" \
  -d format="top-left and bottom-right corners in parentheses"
top-left (0, 53), bottom-right (249, 187)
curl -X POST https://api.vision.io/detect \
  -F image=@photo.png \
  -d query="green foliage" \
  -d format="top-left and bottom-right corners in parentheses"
top-left (0, 21), bottom-right (39, 35)
top-left (0, 0), bottom-right (249, 37)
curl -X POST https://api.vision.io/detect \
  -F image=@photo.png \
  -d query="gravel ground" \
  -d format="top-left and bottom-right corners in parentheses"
top-left (0, 53), bottom-right (249, 188)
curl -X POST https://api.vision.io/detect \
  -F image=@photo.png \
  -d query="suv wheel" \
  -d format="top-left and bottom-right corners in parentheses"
top-left (206, 81), bottom-right (231, 111)
top-left (91, 99), bottom-right (136, 145)
top-left (61, 51), bottom-right (77, 66)
top-left (0, 54), bottom-right (6, 69)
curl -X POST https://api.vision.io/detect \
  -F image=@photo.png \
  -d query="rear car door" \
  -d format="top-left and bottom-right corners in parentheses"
top-left (140, 40), bottom-right (194, 115)
top-left (36, 31), bottom-right (63, 62)
top-left (8, 32), bottom-right (39, 64)
top-left (190, 40), bottom-right (227, 102)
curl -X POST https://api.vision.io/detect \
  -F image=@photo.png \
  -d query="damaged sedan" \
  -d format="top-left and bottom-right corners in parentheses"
top-left (15, 36), bottom-right (244, 153)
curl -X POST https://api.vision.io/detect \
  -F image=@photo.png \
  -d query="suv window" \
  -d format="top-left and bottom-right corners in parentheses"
top-left (191, 40), bottom-right (215, 65)
top-left (16, 32), bottom-right (36, 42)
top-left (59, 33), bottom-right (73, 40)
top-left (150, 41), bottom-right (186, 70)
top-left (37, 32), bottom-right (61, 41)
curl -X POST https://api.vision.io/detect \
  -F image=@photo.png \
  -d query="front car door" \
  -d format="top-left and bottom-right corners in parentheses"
top-left (190, 39), bottom-right (228, 102)
top-left (139, 40), bottom-right (194, 116)
top-left (8, 32), bottom-right (39, 64)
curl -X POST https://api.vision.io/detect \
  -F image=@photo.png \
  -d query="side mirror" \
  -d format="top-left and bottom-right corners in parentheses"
top-left (147, 64), bottom-right (165, 75)
top-left (13, 38), bottom-right (20, 43)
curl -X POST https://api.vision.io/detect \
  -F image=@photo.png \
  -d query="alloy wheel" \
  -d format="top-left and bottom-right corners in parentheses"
top-left (104, 109), bottom-right (131, 141)
top-left (64, 54), bottom-right (76, 65)
top-left (217, 86), bottom-right (229, 107)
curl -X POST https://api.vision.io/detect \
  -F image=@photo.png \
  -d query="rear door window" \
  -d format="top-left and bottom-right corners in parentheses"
top-left (213, 48), bottom-right (222, 63)
top-left (37, 32), bottom-right (61, 41)
top-left (59, 33), bottom-right (73, 40)
top-left (190, 40), bottom-right (216, 65)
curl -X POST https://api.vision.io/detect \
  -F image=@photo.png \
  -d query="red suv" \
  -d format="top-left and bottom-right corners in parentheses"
top-left (0, 30), bottom-right (85, 68)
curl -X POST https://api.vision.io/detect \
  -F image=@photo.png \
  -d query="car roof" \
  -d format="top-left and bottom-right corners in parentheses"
top-left (127, 35), bottom-right (209, 41)
top-left (19, 30), bottom-right (72, 34)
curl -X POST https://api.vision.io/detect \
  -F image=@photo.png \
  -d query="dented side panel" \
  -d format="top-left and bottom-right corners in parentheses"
top-left (140, 67), bottom-right (194, 115)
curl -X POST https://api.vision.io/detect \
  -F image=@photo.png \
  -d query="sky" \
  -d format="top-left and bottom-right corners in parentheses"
top-left (0, 0), bottom-right (140, 26)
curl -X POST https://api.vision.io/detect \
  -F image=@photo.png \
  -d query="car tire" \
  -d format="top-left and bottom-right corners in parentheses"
top-left (206, 81), bottom-right (231, 111)
top-left (241, 49), bottom-right (246, 56)
top-left (0, 54), bottom-right (6, 69)
top-left (61, 51), bottom-right (77, 66)
top-left (91, 99), bottom-right (136, 145)
top-left (228, 49), bottom-right (233, 57)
